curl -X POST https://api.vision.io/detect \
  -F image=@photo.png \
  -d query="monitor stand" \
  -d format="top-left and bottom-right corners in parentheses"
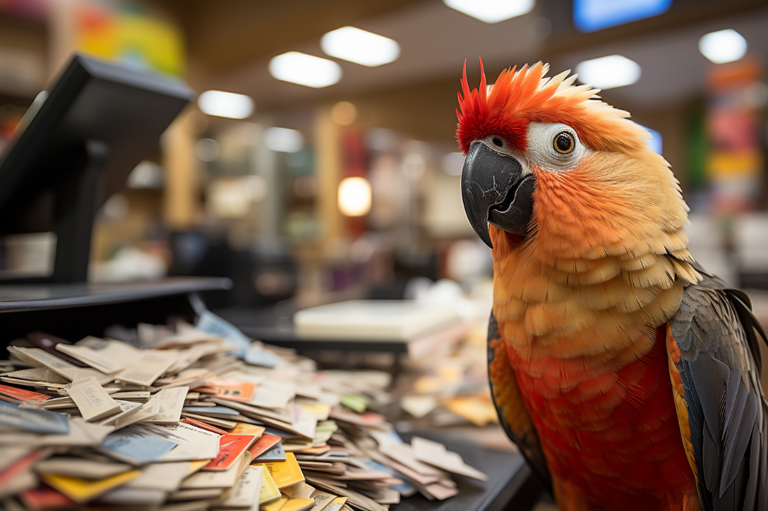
top-left (50, 139), bottom-right (108, 283)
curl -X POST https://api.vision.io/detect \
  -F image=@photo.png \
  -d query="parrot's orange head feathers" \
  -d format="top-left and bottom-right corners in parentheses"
top-left (456, 60), bottom-right (648, 155)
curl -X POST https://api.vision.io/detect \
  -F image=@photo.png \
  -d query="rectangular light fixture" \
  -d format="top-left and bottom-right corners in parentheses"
top-left (575, 55), bottom-right (641, 89)
top-left (269, 52), bottom-right (341, 88)
top-left (198, 90), bottom-right (253, 119)
top-left (321, 27), bottom-right (400, 67)
top-left (699, 29), bottom-right (748, 64)
top-left (443, 0), bottom-right (534, 24)
top-left (574, 0), bottom-right (671, 32)
top-left (264, 127), bottom-right (304, 153)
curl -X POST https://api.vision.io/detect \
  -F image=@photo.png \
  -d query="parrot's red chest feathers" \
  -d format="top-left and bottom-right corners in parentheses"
top-left (505, 325), bottom-right (695, 510)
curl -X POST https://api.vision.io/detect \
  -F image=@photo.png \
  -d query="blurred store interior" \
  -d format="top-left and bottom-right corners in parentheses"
top-left (1, 0), bottom-right (768, 473)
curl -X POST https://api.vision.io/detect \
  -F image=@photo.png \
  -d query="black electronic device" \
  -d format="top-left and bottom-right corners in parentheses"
top-left (0, 53), bottom-right (192, 282)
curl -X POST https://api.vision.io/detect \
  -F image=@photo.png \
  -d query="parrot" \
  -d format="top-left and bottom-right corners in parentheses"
top-left (456, 60), bottom-right (768, 511)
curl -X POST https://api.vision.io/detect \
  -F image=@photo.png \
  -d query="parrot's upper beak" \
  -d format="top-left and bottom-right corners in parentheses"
top-left (461, 141), bottom-right (535, 248)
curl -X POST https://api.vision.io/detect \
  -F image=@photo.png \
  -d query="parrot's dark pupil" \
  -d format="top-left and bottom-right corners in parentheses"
top-left (556, 133), bottom-right (573, 152)
top-left (492, 137), bottom-right (503, 147)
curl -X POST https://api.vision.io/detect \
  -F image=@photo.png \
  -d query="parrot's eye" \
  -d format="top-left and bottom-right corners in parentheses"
top-left (553, 132), bottom-right (575, 154)
top-left (492, 136), bottom-right (504, 148)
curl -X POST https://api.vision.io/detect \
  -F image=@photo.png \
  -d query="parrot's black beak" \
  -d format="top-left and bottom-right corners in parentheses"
top-left (461, 141), bottom-right (535, 249)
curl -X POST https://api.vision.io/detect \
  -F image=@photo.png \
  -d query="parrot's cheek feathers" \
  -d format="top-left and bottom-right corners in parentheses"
top-left (461, 140), bottom-right (534, 248)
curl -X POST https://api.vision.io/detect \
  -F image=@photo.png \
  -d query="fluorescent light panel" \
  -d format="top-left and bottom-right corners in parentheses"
top-left (443, 0), bottom-right (534, 24)
top-left (269, 52), bottom-right (341, 88)
top-left (264, 127), bottom-right (304, 153)
top-left (321, 27), bottom-right (400, 67)
top-left (573, 0), bottom-right (671, 33)
top-left (699, 29), bottom-right (747, 64)
top-left (576, 55), bottom-right (641, 89)
top-left (198, 90), bottom-right (253, 119)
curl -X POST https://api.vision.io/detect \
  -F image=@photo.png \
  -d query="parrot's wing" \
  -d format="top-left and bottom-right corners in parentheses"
top-left (488, 311), bottom-right (551, 487)
top-left (667, 265), bottom-right (768, 511)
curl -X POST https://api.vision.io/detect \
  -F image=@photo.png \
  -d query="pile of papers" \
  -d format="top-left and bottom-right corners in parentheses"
top-left (0, 311), bottom-right (486, 510)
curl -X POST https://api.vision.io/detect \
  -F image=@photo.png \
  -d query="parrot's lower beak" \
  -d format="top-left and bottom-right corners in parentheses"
top-left (461, 141), bottom-right (535, 248)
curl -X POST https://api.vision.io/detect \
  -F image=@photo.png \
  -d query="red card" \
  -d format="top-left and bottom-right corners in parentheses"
top-left (195, 378), bottom-right (255, 402)
top-left (182, 417), bottom-right (229, 436)
top-left (246, 433), bottom-right (281, 460)
top-left (20, 486), bottom-right (77, 509)
top-left (203, 434), bottom-right (257, 471)
top-left (0, 384), bottom-right (50, 403)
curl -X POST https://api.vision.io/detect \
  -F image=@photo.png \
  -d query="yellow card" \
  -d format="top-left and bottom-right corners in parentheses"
top-left (262, 495), bottom-right (288, 511)
top-left (41, 470), bottom-right (140, 503)
top-left (258, 452), bottom-right (304, 489)
top-left (259, 465), bottom-right (282, 504)
top-left (230, 422), bottom-right (266, 437)
top-left (187, 459), bottom-right (210, 477)
top-left (324, 497), bottom-right (348, 511)
top-left (298, 403), bottom-right (331, 420)
top-left (280, 497), bottom-right (315, 511)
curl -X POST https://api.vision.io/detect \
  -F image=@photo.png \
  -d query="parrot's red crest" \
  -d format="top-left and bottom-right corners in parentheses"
top-left (456, 59), bottom-right (649, 155)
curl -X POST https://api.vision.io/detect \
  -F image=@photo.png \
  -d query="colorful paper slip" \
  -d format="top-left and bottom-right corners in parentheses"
top-left (0, 401), bottom-right (69, 435)
top-left (182, 416), bottom-right (229, 435)
top-left (230, 422), bottom-right (266, 437)
top-left (280, 497), bottom-right (315, 511)
top-left (247, 433), bottom-right (281, 460)
top-left (258, 465), bottom-right (282, 504)
top-left (99, 425), bottom-right (178, 465)
top-left (256, 442), bottom-right (287, 462)
top-left (262, 495), bottom-right (288, 511)
top-left (204, 434), bottom-right (258, 471)
top-left (258, 452), bottom-right (304, 489)
top-left (196, 378), bottom-right (255, 402)
top-left (0, 384), bottom-right (50, 403)
top-left (41, 469), bottom-right (140, 503)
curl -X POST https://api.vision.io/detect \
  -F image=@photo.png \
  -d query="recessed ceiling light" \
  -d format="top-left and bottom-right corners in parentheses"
top-left (699, 29), bottom-right (747, 64)
top-left (264, 127), bottom-right (304, 153)
top-left (269, 52), bottom-right (341, 88)
top-left (321, 27), bottom-right (400, 67)
top-left (443, 0), bottom-right (535, 24)
top-left (198, 90), bottom-right (253, 119)
top-left (575, 55), bottom-right (641, 89)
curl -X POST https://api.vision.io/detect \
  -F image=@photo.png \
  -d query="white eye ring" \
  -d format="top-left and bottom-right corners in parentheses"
top-left (525, 122), bottom-right (587, 172)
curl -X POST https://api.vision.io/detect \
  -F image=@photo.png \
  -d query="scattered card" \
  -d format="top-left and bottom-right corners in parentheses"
top-left (66, 377), bottom-right (122, 422)
top-left (258, 452), bottom-right (304, 489)
top-left (204, 434), bottom-right (258, 471)
top-left (0, 401), bottom-right (69, 435)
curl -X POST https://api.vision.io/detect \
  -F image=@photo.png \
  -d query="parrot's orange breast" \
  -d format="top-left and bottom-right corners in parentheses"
top-left (505, 324), bottom-right (696, 510)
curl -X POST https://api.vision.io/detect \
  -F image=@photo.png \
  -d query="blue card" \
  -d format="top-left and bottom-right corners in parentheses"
top-left (363, 459), bottom-right (416, 494)
top-left (182, 405), bottom-right (239, 416)
top-left (0, 401), bottom-right (70, 435)
top-left (99, 424), bottom-right (178, 465)
top-left (244, 347), bottom-right (278, 368)
top-left (195, 311), bottom-right (250, 358)
top-left (254, 442), bottom-right (286, 462)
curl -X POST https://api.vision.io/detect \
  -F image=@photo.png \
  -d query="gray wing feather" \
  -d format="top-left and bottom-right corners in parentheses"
top-left (670, 274), bottom-right (768, 511)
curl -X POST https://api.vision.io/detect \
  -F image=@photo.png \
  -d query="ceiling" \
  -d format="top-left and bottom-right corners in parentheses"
top-left (151, 0), bottom-right (768, 143)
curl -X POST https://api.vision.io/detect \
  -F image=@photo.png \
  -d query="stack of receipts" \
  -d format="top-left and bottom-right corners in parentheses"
top-left (0, 311), bottom-right (486, 511)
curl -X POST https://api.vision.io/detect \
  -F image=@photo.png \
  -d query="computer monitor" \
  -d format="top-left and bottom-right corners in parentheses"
top-left (0, 53), bottom-right (193, 283)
